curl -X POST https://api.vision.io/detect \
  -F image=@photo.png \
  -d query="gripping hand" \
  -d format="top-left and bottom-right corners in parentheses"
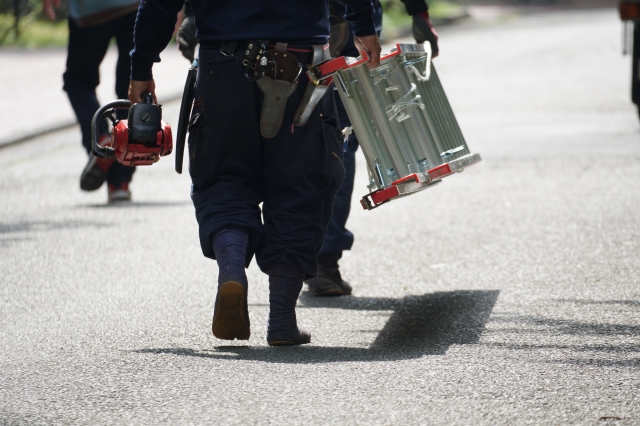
top-left (177, 16), bottom-right (197, 62)
top-left (412, 11), bottom-right (439, 58)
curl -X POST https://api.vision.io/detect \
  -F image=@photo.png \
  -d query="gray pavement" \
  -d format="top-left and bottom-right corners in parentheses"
top-left (0, 45), bottom-right (187, 147)
top-left (1, 9), bottom-right (640, 425)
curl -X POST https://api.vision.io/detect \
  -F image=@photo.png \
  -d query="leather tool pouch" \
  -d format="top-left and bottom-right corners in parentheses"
top-left (255, 43), bottom-right (302, 138)
top-left (293, 45), bottom-right (331, 127)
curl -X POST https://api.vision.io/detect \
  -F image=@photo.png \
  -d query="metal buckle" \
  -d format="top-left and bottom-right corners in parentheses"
top-left (242, 41), bottom-right (267, 81)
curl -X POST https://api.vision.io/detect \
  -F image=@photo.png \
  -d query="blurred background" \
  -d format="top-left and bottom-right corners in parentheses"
top-left (2, 1), bottom-right (640, 423)
top-left (0, 0), bottom-right (69, 47)
top-left (0, 0), bottom-right (617, 48)
top-left (0, 0), bottom-right (623, 147)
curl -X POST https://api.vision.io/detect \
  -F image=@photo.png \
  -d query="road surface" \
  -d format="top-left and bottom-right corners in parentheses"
top-left (1, 9), bottom-right (639, 425)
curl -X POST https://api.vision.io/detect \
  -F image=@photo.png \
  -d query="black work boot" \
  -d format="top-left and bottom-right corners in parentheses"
top-left (266, 261), bottom-right (311, 346)
top-left (305, 262), bottom-right (352, 296)
top-left (80, 135), bottom-right (114, 191)
top-left (267, 324), bottom-right (311, 346)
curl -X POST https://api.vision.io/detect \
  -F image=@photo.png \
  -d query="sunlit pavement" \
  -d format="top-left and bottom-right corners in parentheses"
top-left (1, 9), bottom-right (639, 424)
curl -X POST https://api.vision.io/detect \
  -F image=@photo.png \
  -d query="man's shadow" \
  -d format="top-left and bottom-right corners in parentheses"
top-left (135, 290), bottom-right (500, 364)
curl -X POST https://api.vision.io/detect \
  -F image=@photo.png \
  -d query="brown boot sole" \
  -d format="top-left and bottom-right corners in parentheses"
top-left (212, 281), bottom-right (250, 340)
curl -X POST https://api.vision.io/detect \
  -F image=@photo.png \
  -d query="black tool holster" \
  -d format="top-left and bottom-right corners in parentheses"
top-left (175, 58), bottom-right (198, 174)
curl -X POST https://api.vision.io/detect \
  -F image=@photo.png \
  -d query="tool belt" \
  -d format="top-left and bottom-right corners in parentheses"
top-left (255, 41), bottom-right (331, 137)
top-left (205, 39), bottom-right (330, 138)
top-left (175, 40), bottom-right (331, 172)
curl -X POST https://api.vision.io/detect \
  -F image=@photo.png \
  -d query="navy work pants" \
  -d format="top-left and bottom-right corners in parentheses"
top-left (63, 13), bottom-right (136, 186)
top-left (189, 45), bottom-right (345, 279)
top-left (318, 5), bottom-right (383, 264)
top-left (318, 95), bottom-right (357, 264)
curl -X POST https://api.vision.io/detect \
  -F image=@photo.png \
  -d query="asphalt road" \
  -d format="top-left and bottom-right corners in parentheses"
top-left (1, 9), bottom-right (639, 425)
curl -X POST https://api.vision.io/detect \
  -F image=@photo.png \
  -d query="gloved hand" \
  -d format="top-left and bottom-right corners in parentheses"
top-left (412, 11), bottom-right (439, 58)
top-left (176, 16), bottom-right (197, 62)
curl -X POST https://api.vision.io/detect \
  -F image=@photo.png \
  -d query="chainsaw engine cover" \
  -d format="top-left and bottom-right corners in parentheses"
top-left (111, 120), bottom-right (173, 166)
top-left (128, 99), bottom-right (162, 142)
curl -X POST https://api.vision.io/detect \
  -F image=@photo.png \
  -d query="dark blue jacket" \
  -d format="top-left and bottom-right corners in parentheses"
top-left (131, 0), bottom-right (376, 80)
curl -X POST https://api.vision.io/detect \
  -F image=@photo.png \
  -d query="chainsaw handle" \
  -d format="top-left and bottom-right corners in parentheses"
top-left (91, 100), bottom-right (131, 158)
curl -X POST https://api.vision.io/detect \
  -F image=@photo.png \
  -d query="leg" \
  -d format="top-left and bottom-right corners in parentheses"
top-left (211, 229), bottom-right (251, 340)
top-left (318, 95), bottom-right (357, 263)
top-left (259, 76), bottom-right (344, 344)
top-left (306, 5), bottom-right (382, 295)
top-left (190, 47), bottom-right (264, 260)
top-left (107, 11), bottom-right (137, 189)
top-left (306, 94), bottom-right (357, 296)
top-left (64, 18), bottom-right (121, 194)
top-left (63, 18), bottom-right (112, 154)
top-left (189, 46), bottom-right (264, 340)
top-left (266, 260), bottom-right (309, 345)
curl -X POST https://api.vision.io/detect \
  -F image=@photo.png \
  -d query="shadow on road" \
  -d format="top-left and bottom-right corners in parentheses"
top-left (489, 314), bottom-right (640, 336)
top-left (135, 290), bottom-right (500, 364)
top-left (0, 237), bottom-right (31, 247)
top-left (0, 220), bottom-right (111, 248)
top-left (555, 299), bottom-right (640, 308)
top-left (480, 299), bottom-right (640, 367)
top-left (550, 358), bottom-right (640, 367)
top-left (0, 220), bottom-right (113, 249)
top-left (0, 220), bottom-right (111, 234)
top-left (79, 200), bottom-right (190, 209)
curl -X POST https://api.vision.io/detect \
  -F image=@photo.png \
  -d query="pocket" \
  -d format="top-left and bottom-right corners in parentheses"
top-left (321, 118), bottom-right (346, 193)
top-left (200, 55), bottom-right (237, 82)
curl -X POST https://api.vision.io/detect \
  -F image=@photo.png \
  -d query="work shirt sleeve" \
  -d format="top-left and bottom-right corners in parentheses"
top-left (130, 0), bottom-right (185, 81)
top-left (184, 0), bottom-right (193, 18)
top-left (334, 0), bottom-right (376, 37)
top-left (400, 0), bottom-right (429, 16)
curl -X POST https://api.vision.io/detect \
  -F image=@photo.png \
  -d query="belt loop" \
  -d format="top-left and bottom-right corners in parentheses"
top-left (220, 41), bottom-right (238, 56)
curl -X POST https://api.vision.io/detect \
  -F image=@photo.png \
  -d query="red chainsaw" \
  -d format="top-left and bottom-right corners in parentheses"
top-left (91, 93), bottom-right (173, 166)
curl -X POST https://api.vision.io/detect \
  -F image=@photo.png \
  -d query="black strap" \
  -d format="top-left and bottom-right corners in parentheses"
top-left (220, 41), bottom-right (238, 56)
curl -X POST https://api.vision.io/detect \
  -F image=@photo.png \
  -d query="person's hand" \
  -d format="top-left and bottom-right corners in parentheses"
top-left (176, 16), bottom-right (197, 62)
top-left (128, 79), bottom-right (157, 104)
top-left (43, 0), bottom-right (61, 21)
top-left (354, 34), bottom-right (381, 69)
top-left (412, 11), bottom-right (439, 58)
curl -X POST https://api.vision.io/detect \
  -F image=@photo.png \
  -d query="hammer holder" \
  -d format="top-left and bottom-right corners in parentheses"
top-left (293, 44), bottom-right (332, 127)
top-left (255, 43), bottom-right (302, 138)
